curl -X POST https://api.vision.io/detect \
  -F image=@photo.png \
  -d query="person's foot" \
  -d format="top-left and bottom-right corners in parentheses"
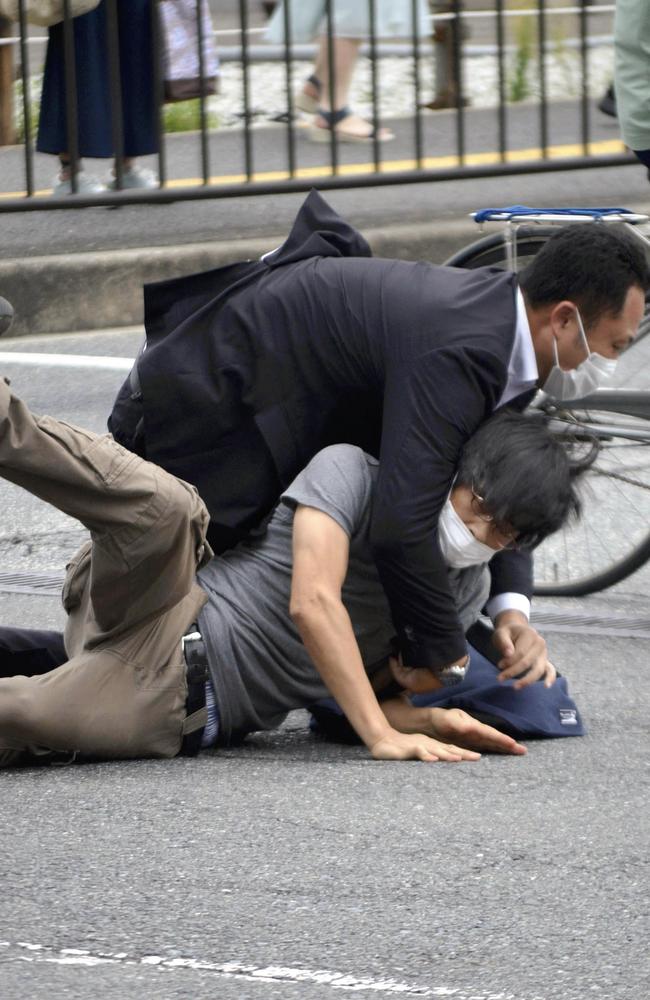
top-left (295, 74), bottom-right (322, 115)
top-left (597, 84), bottom-right (617, 118)
top-left (309, 107), bottom-right (395, 143)
top-left (52, 171), bottom-right (106, 196)
top-left (107, 165), bottom-right (158, 190)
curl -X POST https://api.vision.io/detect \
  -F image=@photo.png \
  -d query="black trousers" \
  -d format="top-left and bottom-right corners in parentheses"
top-left (0, 627), bottom-right (67, 678)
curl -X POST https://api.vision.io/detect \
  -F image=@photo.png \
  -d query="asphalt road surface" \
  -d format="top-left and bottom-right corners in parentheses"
top-left (0, 329), bottom-right (649, 1000)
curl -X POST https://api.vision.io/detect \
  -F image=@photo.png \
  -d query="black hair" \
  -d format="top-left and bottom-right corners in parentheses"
top-left (518, 224), bottom-right (650, 328)
top-left (455, 409), bottom-right (598, 549)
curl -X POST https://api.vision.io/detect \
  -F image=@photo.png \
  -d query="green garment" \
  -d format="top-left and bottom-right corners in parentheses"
top-left (265, 0), bottom-right (430, 44)
top-left (615, 0), bottom-right (650, 151)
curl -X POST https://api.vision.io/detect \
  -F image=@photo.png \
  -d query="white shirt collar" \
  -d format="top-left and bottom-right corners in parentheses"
top-left (497, 288), bottom-right (538, 407)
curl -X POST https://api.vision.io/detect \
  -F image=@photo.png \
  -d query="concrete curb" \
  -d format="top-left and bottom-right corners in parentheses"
top-left (0, 218), bottom-right (478, 337)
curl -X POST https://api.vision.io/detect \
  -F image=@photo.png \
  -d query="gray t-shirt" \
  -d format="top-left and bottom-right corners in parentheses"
top-left (197, 445), bottom-right (488, 744)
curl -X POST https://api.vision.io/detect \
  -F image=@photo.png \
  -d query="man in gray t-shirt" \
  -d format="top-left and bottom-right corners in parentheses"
top-left (198, 444), bottom-right (489, 747)
top-left (1, 393), bottom-right (588, 767)
top-left (195, 405), bottom-right (590, 760)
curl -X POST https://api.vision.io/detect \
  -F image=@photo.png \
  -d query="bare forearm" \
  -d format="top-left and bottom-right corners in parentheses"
top-left (289, 506), bottom-right (485, 761)
top-left (292, 598), bottom-right (391, 749)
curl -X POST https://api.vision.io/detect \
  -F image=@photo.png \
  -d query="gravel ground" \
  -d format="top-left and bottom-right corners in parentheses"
top-left (13, 14), bottom-right (616, 136)
top-left (211, 45), bottom-right (615, 128)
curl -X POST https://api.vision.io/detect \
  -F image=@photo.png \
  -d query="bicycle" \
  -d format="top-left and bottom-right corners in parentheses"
top-left (444, 207), bottom-right (650, 598)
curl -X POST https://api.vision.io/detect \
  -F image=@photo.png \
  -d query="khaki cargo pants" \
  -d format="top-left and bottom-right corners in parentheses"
top-left (0, 377), bottom-right (212, 766)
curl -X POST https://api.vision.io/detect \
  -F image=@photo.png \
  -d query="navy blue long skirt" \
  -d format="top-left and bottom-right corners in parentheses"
top-left (37, 0), bottom-right (157, 159)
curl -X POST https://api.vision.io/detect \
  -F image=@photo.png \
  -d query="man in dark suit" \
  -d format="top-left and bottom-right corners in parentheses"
top-left (108, 191), bottom-right (648, 684)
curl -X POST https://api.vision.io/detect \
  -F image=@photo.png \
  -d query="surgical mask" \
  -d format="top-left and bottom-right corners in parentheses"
top-left (542, 308), bottom-right (618, 401)
top-left (438, 497), bottom-right (495, 569)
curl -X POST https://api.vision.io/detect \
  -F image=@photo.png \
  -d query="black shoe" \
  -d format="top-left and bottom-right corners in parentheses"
top-left (597, 84), bottom-right (617, 118)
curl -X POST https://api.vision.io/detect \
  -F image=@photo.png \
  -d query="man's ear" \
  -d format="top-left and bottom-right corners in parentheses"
top-left (549, 300), bottom-right (578, 344)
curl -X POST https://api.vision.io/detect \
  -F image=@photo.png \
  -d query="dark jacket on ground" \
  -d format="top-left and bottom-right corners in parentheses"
top-left (109, 191), bottom-right (532, 668)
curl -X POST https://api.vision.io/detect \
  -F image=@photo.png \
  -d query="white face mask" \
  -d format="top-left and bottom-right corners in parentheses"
top-left (542, 308), bottom-right (618, 401)
top-left (438, 497), bottom-right (495, 569)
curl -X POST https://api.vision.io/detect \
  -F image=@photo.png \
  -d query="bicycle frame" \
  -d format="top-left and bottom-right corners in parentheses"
top-left (557, 388), bottom-right (650, 421)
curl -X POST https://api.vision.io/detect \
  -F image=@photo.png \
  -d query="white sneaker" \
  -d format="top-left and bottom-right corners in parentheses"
top-left (107, 165), bottom-right (158, 190)
top-left (52, 172), bottom-right (106, 196)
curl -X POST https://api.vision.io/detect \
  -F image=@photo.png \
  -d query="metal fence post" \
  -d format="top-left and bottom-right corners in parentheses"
top-left (0, 15), bottom-right (15, 146)
top-left (0, 2), bottom-right (632, 212)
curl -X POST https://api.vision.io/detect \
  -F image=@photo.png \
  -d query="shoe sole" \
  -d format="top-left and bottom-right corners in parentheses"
top-left (107, 182), bottom-right (159, 190)
top-left (308, 126), bottom-right (395, 144)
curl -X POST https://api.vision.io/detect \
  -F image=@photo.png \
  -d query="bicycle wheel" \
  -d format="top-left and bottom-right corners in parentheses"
top-left (444, 227), bottom-right (558, 271)
top-left (533, 405), bottom-right (650, 596)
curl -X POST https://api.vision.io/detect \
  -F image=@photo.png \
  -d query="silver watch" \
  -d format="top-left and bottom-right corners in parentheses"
top-left (437, 659), bottom-right (469, 687)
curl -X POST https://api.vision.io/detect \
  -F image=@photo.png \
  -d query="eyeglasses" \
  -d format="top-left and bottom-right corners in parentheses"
top-left (470, 486), bottom-right (520, 550)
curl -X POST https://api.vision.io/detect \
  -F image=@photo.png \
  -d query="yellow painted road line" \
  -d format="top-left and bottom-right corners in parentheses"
top-left (0, 139), bottom-right (628, 200)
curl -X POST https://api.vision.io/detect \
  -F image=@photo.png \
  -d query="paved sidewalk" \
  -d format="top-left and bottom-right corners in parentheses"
top-left (0, 93), bottom-right (648, 335)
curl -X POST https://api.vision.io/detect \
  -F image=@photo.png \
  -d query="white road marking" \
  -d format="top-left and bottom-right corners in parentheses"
top-left (0, 940), bottom-right (526, 999)
top-left (1, 325), bottom-right (144, 344)
top-left (0, 352), bottom-right (134, 371)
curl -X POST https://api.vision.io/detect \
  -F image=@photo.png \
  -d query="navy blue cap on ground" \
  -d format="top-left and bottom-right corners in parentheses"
top-left (309, 643), bottom-right (584, 743)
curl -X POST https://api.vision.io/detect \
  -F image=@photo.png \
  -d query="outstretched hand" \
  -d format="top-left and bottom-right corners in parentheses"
top-left (369, 729), bottom-right (481, 763)
top-left (428, 707), bottom-right (527, 756)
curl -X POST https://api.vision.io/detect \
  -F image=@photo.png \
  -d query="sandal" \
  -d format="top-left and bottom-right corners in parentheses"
top-left (309, 107), bottom-right (395, 144)
top-left (295, 74), bottom-right (322, 115)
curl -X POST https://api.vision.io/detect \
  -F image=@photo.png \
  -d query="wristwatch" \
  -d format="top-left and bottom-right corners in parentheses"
top-left (437, 658), bottom-right (469, 687)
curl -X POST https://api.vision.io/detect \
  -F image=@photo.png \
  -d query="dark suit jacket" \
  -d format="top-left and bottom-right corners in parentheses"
top-left (109, 190), bottom-right (532, 668)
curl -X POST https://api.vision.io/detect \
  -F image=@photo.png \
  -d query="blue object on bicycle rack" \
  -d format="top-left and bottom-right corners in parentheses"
top-left (473, 206), bottom-right (635, 223)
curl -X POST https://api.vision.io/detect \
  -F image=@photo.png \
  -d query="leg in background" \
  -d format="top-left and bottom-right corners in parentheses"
top-left (310, 36), bottom-right (394, 143)
top-left (0, 627), bottom-right (66, 678)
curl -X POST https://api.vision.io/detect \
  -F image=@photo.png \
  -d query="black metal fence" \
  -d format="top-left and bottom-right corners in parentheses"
top-left (0, 0), bottom-right (629, 212)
